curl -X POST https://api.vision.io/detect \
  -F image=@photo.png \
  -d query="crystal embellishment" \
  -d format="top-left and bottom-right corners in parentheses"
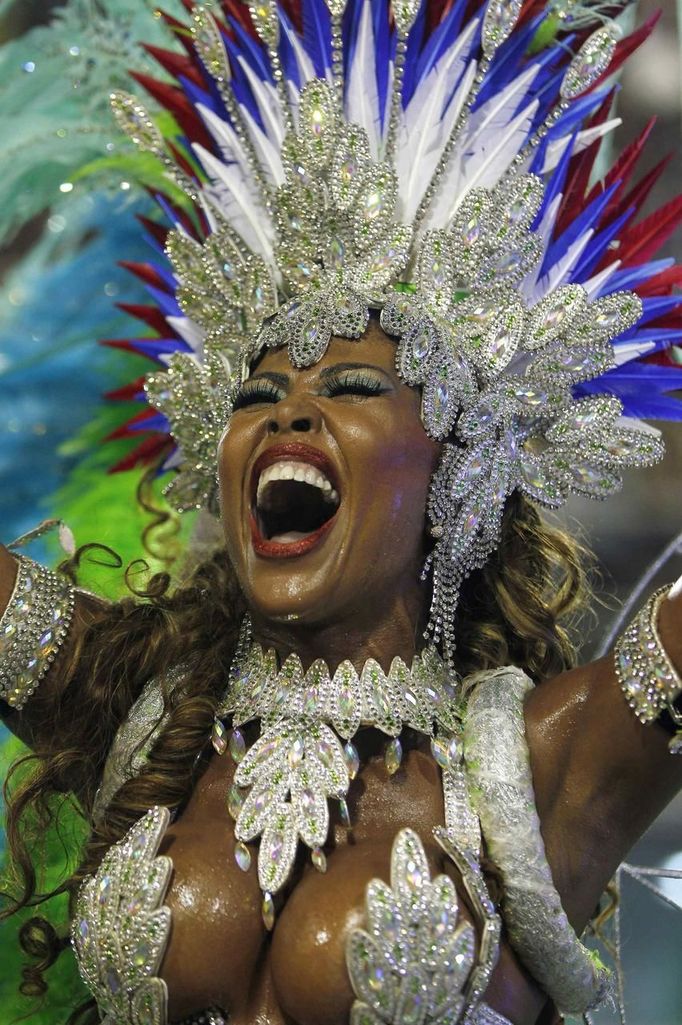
top-left (72, 807), bottom-right (172, 1025)
top-left (214, 623), bottom-right (465, 917)
top-left (347, 828), bottom-right (501, 1024)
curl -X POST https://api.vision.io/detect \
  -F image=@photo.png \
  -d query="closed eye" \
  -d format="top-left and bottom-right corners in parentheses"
top-left (321, 371), bottom-right (388, 399)
top-left (233, 380), bottom-right (284, 410)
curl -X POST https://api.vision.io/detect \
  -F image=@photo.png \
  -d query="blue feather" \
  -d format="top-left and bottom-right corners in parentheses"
top-left (222, 37), bottom-right (266, 132)
top-left (179, 74), bottom-right (221, 118)
top-left (532, 130), bottom-right (577, 228)
top-left (574, 206), bottom-right (635, 282)
top-left (148, 261), bottom-right (177, 292)
top-left (303, 0), bottom-right (332, 79)
top-left (372, 0), bottom-right (392, 128)
top-left (401, 0), bottom-right (427, 105)
top-left (124, 336), bottom-right (191, 359)
top-left (277, 7), bottom-right (302, 91)
top-left (604, 258), bottom-right (675, 293)
top-left (154, 194), bottom-right (186, 232)
top-left (228, 17), bottom-right (272, 81)
top-left (541, 84), bottom-right (614, 147)
top-left (142, 228), bottom-right (167, 259)
top-left (145, 286), bottom-right (184, 319)
top-left (128, 411), bottom-right (171, 432)
top-left (576, 362), bottom-right (682, 420)
top-left (413, 0), bottom-right (468, 86)
top-left (476, 15), bottom-right (552, 106)
top-left (615, 328), bottom-right (682, 350)
top-left (540, 181), bottom-right (619, 278)
top-left (638, 295), bottom-right (682, 323)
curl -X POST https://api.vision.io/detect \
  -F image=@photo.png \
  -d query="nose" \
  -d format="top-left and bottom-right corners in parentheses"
top-left (267, 395), bottom-right (322, 436)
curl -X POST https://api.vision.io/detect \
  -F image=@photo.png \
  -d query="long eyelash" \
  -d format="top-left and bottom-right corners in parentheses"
top-left (322, 372), bottom-right (385, 397)
top-left (232, 380), bottom-right (282, 410)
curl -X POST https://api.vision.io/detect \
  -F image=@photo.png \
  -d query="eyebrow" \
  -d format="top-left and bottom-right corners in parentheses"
top-left (319, 362), bottom-right (390, 379)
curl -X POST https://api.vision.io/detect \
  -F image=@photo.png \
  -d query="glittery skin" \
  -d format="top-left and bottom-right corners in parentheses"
top-left (74, 658), bottom-right (610, 1024)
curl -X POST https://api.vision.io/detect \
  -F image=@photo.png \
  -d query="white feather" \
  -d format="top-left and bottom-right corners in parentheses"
top-left (166, 315), bottom-right (206, 355)
top-left (462, 62), bottom-right (540, 158)
top-left (541, 117), bottom-right (622, 174)
top-left (582, 258), bottom-right (621, 300)
top-left (400, 60), bottom-right (477, 222)
top-left (193, 143), bottom-right (276, 264)
top-left (442, 98), bottom-right (539, 224)
top-left (279, 13), bottom-right (317, 88)
top-left (397, 17), bottom-right (480, 213)
top-left (241, 109), bottom-right (286, 188)
top-left (520, 193), bottom-right (563, 304)
top-left (345, 0), bottom-right (382, 159)
top-left (536, 228), bottom-right (594, 296)
top-left (613, 339), bottom-right (656, 365)
top-left (237, 56), bottom-right (285, 148)
top-left (198, 103), bottom-right (252, 172)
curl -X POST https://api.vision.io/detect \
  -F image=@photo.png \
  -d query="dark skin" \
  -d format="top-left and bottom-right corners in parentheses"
top-left (1, 325), bottom-right (681, 1024)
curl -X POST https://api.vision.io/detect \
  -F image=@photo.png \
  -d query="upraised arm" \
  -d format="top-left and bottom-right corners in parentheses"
top-left (524, 588), bottom-right (682, 933)
top-left (0, 542), bottom-right (108, 754)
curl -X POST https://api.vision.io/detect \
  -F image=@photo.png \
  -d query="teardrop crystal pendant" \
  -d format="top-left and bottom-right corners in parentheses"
top-left (211, 718), bottom-right (227, 755)
top-left (311, 847), bottom-right (327, 873)
top-left (229, 728), bottom-right (246, 763)
top-left (235, 841), bottom-right (252, 872)
top-left (385, 737), bottom-right (403, 776)
top-left (262, 891), bottom-right (276, 931)
top-left (338, 798), bottom-right (351, 828)
top-left (343, 740), bottom-right (360, 779)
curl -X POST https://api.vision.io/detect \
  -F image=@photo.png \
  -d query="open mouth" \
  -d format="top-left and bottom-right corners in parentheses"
top-left (250, 450), bottom-right (341, 558)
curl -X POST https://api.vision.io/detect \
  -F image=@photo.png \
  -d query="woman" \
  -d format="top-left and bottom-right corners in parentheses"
top-left (1, 1), bottom-right (682, 1023)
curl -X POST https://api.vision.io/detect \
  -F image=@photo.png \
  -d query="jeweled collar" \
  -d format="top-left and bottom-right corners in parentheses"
top-left (211, 621), bottom-right (470, 927)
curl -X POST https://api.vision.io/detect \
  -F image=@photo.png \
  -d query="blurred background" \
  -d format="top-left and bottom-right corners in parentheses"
top-left (0, 0), bottom-right (681, 1023)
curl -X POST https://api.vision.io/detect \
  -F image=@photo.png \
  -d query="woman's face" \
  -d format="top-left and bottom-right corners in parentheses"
top-left (218, 323), bottom-right (441, 630)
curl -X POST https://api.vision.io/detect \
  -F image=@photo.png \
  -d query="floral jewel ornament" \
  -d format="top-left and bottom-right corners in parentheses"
top-left (110, 0), bottom-right (682, 668)
top-left (213, 619), bottom-right (474, 928)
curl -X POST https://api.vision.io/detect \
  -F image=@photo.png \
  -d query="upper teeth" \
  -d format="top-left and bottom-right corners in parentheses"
top-left (257, 461), bottom-right (338, 504)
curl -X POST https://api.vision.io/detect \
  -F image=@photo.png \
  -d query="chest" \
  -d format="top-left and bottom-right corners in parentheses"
top-left (158, 737), bottom-right (448, 1025)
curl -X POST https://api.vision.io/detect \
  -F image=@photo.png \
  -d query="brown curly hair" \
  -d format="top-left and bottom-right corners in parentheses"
top-left (1, 490), bottom-right (591, 1022)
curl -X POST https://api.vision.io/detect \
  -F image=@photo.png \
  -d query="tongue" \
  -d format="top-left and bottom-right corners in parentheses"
top-left (269, 530), bottom-right (315, 543)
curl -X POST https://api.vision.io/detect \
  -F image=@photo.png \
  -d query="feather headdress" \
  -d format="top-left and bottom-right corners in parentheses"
top-left (106, 0), bottom-right (682, 662)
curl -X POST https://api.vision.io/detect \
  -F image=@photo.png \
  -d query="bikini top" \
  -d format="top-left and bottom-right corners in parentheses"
top-left (73, 666), bottom-right (608, 1025)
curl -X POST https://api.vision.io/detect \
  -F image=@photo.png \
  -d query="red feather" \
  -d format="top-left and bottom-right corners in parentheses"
top-left (616, 154), bottom-right (673, 220)
top-left (554, 89), bottom-right (616, 236)
top-left (130, 72), bottom-right (214, 151)
top-left (136, 215), bottom-right (169, 249)
top-left (587, 117), bottom-right (656, 218)
top-left (642, 348), bottom-right (682, 368)
top-left (116, 303), bottom-right (174, 337)
top-left (143, 44), bottom-right (205, 87)
top-left (592, 11), bottom-right (662, 92)
top-left (619, 193), bottom-right (682, 266)
top-left (221, 0), bottom-right (260, 36)
top-left (635, 266), bottom-right (682, 297)
top-left (105, 377), bottom-right (147, 401)
top-left (157, 9), bottom-right (197, 57)
top-left (118, 260), bottom-right (170, 291)
top-left (109, 437), bottom-right (171, 474)
top-left (107, 409), bottom-right (163, 441)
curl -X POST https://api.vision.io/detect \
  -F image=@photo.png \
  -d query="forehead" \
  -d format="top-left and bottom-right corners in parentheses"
top-left (251, 323), bottom-right (399, 378)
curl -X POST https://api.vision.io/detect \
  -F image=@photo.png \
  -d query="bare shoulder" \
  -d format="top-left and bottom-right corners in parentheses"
top-left (523, 591), bottom-right (682, 930)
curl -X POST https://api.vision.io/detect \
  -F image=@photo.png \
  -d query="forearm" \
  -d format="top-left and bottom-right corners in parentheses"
top-left (0, 542), bottom-right (19, 616)
top-left (524, 587), bottom-right (682, 933)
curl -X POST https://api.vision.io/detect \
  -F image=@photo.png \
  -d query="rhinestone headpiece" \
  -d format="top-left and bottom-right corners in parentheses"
top-left (110, 0), bottom-right (682, 664)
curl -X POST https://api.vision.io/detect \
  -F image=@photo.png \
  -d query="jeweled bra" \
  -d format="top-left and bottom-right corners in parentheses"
top-left (74, 656), bottom-right (609, 1025)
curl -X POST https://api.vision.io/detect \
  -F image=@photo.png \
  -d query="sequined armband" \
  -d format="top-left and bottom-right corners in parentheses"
top-left (614, 585), bottom-right (682, 754)
top-left (0, 554), bottom-right (76, 711)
